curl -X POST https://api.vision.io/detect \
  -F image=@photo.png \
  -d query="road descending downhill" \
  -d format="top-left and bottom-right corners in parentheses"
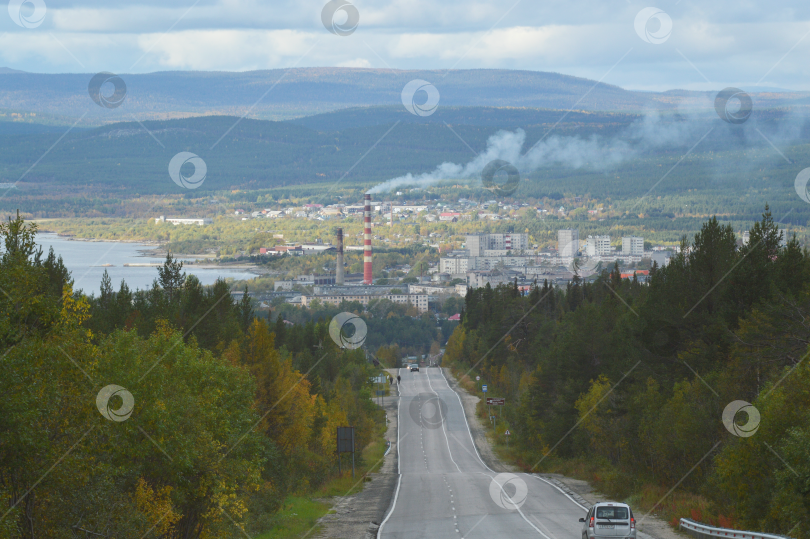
top-left (379, 367), bottom-right (587, 539)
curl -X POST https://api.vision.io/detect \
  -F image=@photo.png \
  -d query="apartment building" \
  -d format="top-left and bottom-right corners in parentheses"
top-left (466, 233), bottom-right (530, 255)
top-left (622, 236), bottom-right (644, 255)
top-left (558, 229), bottom-right (579, 257)
top-left (301, 293), bottom-right (428, 313)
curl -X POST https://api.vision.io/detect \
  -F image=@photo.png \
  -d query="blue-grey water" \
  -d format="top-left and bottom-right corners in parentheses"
top-left (36, 233), bottom-right (257, 295)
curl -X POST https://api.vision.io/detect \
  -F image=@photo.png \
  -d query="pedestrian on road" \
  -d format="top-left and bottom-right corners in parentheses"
top-left (397, 375), bottom-right (401, 383)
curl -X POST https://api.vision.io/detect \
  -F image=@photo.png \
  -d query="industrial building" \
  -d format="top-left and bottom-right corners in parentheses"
top-left (300, 195), bottom-right (437, 312)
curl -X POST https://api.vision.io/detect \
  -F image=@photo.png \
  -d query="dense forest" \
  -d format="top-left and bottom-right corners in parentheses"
top-left (269, 298), bottom-right (457, 358)
top-left (444, 205), bottom-right (810, 536)
top-left (0, 213), bottom-right (387, 538)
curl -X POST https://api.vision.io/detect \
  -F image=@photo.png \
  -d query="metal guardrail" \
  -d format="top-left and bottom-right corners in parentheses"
top-left (680, 518), bottom-right (792, 539)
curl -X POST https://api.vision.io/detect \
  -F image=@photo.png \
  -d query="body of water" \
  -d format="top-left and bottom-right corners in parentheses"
top-left (36, 233), bottom-right (257, 295)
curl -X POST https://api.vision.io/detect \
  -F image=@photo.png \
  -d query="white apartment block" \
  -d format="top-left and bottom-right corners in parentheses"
top-left (440, 257), bottom-right (471, 274)
top-left (584, 237), bottom-right (597, 257)
top-left (476, 256), bottom-right (535, 269)
top-left (155, 216), bottom-right (213, 226)
top-left (466, 235), bottom-right (485, 256)
top-left (622, 236), bottom-right (644, 255)
top-left (407, 284), bottom-right (468, 296)
top-left (583, 235), bottom-right (611, 256)
top-left (440, 255), bottom-right (538, 273)
top-left (558, 229), bottom-right (579, 257)
top-left (594, 235), bottom-right (612, 256)
top-left (466, 271), bottom-right (512, 289)
top-left (301, 293), bottom-right (429, 313)
top-left (392, 205), bottom-right (429, 213)
top-left (466, 233), bottom-right (529, 255)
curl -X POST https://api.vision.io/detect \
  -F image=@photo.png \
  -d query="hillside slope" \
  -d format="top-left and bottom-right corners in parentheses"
top-left (0, 68), bottom-right (674, 124)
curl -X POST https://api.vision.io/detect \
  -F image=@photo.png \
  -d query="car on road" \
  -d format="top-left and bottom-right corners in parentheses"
top-left (409, 363), bottom-right (419, 372)
top-left (580, 502), bottom-right (636, 539)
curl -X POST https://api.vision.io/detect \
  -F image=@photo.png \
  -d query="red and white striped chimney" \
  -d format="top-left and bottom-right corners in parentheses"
top-left (363, 194), bottom-right (373, 285)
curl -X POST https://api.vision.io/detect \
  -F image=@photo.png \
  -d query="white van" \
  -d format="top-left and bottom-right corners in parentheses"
top-left (580, 502), bottom-right (636, 539)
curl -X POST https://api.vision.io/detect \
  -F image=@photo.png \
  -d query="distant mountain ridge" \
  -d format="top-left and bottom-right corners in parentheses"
top-left (7, 67), bottom-right (806, 127)
top-left (0, 68), bottom-right (647, 123)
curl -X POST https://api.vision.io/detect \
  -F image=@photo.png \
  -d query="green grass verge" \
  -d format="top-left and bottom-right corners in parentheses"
top-left (254, 497), bottom-right (332, 539)
top-left (317, 426), bottom-right (389, 498)
top-left (255, 421), bottom-right (390, 539)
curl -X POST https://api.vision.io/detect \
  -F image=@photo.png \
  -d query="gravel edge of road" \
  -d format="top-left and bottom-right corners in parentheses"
top-left (441, 367), bottom-right (686, 539)
top-left (312, 369), bottom-right (400, 539)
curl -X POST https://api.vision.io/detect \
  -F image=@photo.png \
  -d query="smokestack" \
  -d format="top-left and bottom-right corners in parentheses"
top-left (363, 194), bottom-right (373, 285)
top-left (336, 228), bottom-right (345, 285)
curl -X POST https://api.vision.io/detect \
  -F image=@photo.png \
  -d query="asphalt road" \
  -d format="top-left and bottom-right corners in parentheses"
top-left (379, 367), bottom-right (588, 539)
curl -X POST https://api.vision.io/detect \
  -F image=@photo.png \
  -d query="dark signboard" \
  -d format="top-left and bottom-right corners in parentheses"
top-left (337, 426), bottom-right (355, 454)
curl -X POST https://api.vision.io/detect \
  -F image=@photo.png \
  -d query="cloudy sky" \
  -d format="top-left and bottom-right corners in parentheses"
top-left (3, 0), bottom-right (810, 92)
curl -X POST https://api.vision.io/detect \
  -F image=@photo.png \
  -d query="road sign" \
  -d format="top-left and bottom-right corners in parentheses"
top-left (376, 390), bottom-right (386, 396)
top-left (487, 397), bottom-right (505, 406)
top-left (482, 385), bottom-right (487, 392)
top-left (337, 427), bottom-right (355, 453)
top-left (476, 376), bottom-right (480, 381)
top-left (505, 430), bottom-right (511, 435)
top-left (337, 426), bottom-right (356, 478)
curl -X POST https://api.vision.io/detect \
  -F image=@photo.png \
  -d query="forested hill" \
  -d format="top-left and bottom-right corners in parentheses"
top-left (4, 67), bottom-right (810, 126)
top-left (287, 105), bottom-right (640, 131)
top-left (0, 68), bottom-right (650, 122)
top-left (2, 109), bottom-right (810, 226)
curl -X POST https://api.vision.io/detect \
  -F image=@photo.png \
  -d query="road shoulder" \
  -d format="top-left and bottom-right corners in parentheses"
top-left (312, 370), bottom-right (400, 539)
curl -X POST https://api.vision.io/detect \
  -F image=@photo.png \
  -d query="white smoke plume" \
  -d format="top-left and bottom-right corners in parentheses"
top-left (367, 125), bottom-right (647, 194)
top-left (365, 98), bottom-right (774, 194)
top-left (364, 89), bottom-right (810, 195)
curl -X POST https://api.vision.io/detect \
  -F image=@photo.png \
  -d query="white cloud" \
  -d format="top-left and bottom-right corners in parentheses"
top-left (336, 58), bottom-right (372, 68)
top-left (0, 0), bottom-right (808, 91)
top-left (135, 29), bottom-right (318, 70)
top-left (388, 25), bottom-right (617, 65)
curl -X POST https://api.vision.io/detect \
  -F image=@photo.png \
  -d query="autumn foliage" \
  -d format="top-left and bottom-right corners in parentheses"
top-left (0, 214), bottom-right (383, 539)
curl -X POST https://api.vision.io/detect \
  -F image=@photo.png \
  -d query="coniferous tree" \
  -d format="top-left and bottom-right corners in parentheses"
top-left (237, 285), bottom-right (254, 332)
top-left (99, 269), bottom-right (114, 308)
top-left (157, 253), bottom-right (186, 303)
